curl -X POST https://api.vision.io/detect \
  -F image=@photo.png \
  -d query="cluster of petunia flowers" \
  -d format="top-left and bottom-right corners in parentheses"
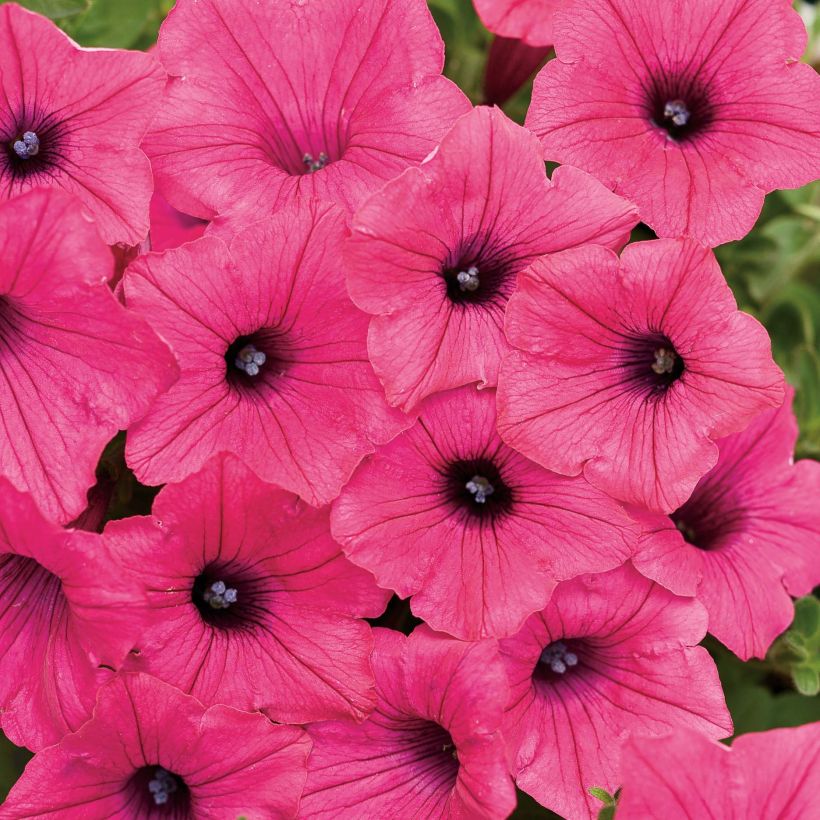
top-left (0, 0), bottom-right (818, 818)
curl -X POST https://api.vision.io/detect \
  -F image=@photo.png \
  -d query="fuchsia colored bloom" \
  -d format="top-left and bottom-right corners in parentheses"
top-left (1, 673), bottom-right (310, 819)
top-left (345, 106), bottom-right (637, 412)
top-left (526, 0), bottom-right (820, 247)
top-left (145, 0), bottom-right (469, 221)
top-left (618, 722), bottom-right (820, 820)
top-left (0, 188), bottom-right (178, 524)
top-left (500, 564), bottom-right (732, 820)
top-left (149, 191), bottom-right (208, 252)
top-left (0, 3), bottom-right (163, 244)
top-left (474, 0), bottom-right (563, 46)
top-left (332, 386), bottom-right (636, 640)
top-left (301, 626), bottom-right (515, 820)
top-left (105, 453), bottom-right (389, 724)
top-left (498, 239), bottom-right (784, 513)
top-left (0, 480), bottom-right (141, 751)
top-left (125, 198), bottom-right (407, 506)
top-left (631, 388), bottom-right (820, 660)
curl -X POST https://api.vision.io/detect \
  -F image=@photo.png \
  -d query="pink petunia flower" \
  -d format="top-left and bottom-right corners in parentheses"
top-left (301, 626), bottom-right (516, 820)
top-left (0, 480), bottom-right (142, 751)
top-left (0, 3), bottom-right (164, 244)
top-left (474, 0), bottom-right (562, 46)
top-left (498, 239), bottom-right (785, 514)
top-left (631, 387), bottom-right (820, 660)
top-left (145, 0), bottom-right (470, 221)
top-left (618, 722), bottom-right (820, 819)
top-left (106, 453), bottom-right (389, 724)
top-left (332, 386), bottom-right (636, 640)
top-left (149, 191), bottom-right (208, 252)
top-left (1, 673), bottom-right (310, 819)
top-left (0, 188), bottom-right (178, 524)
top-left (500, 564), bottom-right (732, 820)
top-left (525, 0), bottom-right (820, 246)
top-left (345, 106), bottom-right (638, 412)
top-left (124, 198), bottom-right (408, 506)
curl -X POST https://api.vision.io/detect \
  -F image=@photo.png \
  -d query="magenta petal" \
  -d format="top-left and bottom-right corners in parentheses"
top-left (0, 188), bottom-right (178, 524)
top-left (498, 239), bottom-right (784, 513)
top-left (2, 673), bottom-right (310, 818)
top-left (526, 0), bottom-right (820, 246)
top-left (0, 5), bottom-right (163, 244)
top-left (500, 565), bottom-right (731, 820)
top-left (618, 723), bottom-right (820, 819)
top-left (333, 386), bottom-right (636, 639)
top-left (146, 0), bottom-right (468, 219)
top-left (0, 480), bottom-right (143, 751)
top-left (125, 198), bottom-right (408, 505)
top-left (346, 105), bottom-right (637, 411)
top-left (105, 453), bottom-right (385, 724)
top-left (302, 626), bottom-right (515, 819)
top-left (634, 388), bottom-right (820, 659)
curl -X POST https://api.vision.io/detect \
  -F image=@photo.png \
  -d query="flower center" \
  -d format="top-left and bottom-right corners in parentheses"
top-left (621, 334), bottom-right (685, 394)
top-left (302, 152), bottom-right (329, 173)
top-left (130, 765), bottom-right (190, 815)
top-left (539, 641), bottom-right (578, 675)
top-left (456, 265), bottom-right (480, 293)
top-left (465, 475), bottom-right (494, 504)
top-left (233, 343), bottom-right (266, 377)
top-left (225, 330), bottom-right (287, 391)
top-left (148, 768), bottom-right (180, 806)
top-left (12, 131), bottom-right (39, 159)
top-left (647, 75), bottom-right (714, 142)
top-left (663, 100), bottom-right (690, 129)
top-left (445, 458), bottom-right (513, 519)
top-left (441, 245), bottom-right (516, 307)
top-left (202, 579), bottom-right (237, 609)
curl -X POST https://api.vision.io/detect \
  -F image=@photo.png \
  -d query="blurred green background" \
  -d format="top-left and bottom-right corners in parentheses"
top-left (0, 0), bottom-right (817, 816)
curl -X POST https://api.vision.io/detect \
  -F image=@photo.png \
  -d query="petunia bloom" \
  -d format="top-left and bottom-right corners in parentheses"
top-left (474, 0), bottom-right (562, 46)
top-left (631, 387), bottom-right (820, 660)
top-left (618, 722), bottom-right (820, 819)
top-left (145, 0), bottom-right (469, 221)
top-left (498, 239), bottom-right (784, 513)
top-left (106, 453), bottom-right (389, 724)
top-left (332, 386), bottom-right (636, 640)
top-left (0, 3), bottom-right (164, 244)
top-left (301, 626), bottom-right (516, 819)
top-left (125, 198), bottom-right (408, 506)
top-left (0, 480), bottom-right (142, 751)
top-left (526, 0), bottom-right (820, 246)
top-left (2, 673), bottom-right (310, 819)
top-left (0, 188), bottom-right (178, 524)
top-left (345, 105), bottom-right (637, 412)
top-left (500, 564), bottom-right (732, 820)
top-left (149, 191), bottom-right (208, 252)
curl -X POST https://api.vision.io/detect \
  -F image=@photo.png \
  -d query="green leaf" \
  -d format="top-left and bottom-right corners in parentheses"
top-left (1, 0), bottom-right (90, 18)
top-left (589, 787), bottom-right (616, 806)
top-left (792, 666), bottom-right (820, 697)
top-left (60, 0), bottom-right (169, 49)
top-left (792, 596), bottom-right (820, 638)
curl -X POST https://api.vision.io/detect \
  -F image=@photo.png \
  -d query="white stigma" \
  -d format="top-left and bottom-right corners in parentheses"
top-left (148, 768), bottom-right (178, 806)
top-left (203, 580), bottom-right (238, 610)
top-left (12, 131), bottom-right (39, 159)
top-left (652, 347), bottom-right (677, 375)
top-left (234, 344), bottom-right (266, 377)
top-left (456, 265), bottom-right (480, 292)
top-left (539, 641), bottom-right (578, 675)
top-left (303, 151), bottom-right (329, 173)
top-left (466, 475), bottom-right (494, 504)
top-left (663, 100), bottom-right (690, 128)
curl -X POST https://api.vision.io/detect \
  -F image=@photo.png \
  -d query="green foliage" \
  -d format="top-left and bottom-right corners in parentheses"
top-left (716, 181), bottom-right (820, 458)
top-left (590, 787), bottom-right (620, 820)
top-left (766, 596), bottom-right (820, 697)
top-left (3, 0), bottom-right (90, 18)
